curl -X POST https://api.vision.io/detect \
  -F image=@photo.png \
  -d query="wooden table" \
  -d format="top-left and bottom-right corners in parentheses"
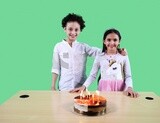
top-left (0, 91), bottom-right (160, 123)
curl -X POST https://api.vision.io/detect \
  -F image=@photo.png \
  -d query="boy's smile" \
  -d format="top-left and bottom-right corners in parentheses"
top-left (64, 22), bottom-right (81, 43)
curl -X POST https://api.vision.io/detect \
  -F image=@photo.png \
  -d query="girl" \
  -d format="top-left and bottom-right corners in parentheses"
top-left (70, 28), bottom-right (138, 98)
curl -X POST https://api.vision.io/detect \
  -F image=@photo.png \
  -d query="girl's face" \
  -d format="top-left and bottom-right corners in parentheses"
top-left (64, 21), bottom-right (81, 42)
top-left (104, 33), bottom-right (120, 52)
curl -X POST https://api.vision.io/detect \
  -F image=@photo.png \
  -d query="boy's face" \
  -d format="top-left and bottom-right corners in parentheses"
top-left (64, 21), bottom-right (81, 42)
top-left (104, 33), bottom-right (120, 52)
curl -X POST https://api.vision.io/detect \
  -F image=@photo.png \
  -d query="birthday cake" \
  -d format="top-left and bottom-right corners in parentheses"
top-left (74, 94), bottom-right (107, 116)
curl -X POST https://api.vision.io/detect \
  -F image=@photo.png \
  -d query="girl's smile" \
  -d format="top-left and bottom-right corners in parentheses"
top-left (104, 33), bottom-right (120, 54)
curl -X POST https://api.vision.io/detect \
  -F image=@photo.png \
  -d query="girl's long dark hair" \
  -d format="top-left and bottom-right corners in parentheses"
top-left (98, 28), bottom-right (122, 84)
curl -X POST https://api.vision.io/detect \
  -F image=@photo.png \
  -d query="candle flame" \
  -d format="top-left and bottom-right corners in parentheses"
top-left (86, 89), bottom-right (90, 95)
top-left (82, 94), bottom-right (85, 98)
top-left (92, 94), bottom-right (94, 98)
top-left (96, 90), bottom-right (100, 96)
top-left (80, 90), bottom-right (83, 96)
top-left (86, 88), bottom-right (89, 93)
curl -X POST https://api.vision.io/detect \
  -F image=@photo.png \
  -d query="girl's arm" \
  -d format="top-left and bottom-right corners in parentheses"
top-left (70, 56), bottom-right (100, 93)
top-left (124, 56), bottom-right (138, 98)
top-left (83, 56), bottom-right (100, 88)
top-left (124, 55), bottom-right (133, 89)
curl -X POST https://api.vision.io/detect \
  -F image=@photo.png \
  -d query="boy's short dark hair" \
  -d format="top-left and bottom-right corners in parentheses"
top-left (62, 13), bottom-right (86, 31)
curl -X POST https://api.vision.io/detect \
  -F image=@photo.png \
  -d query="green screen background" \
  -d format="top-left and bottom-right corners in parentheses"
top-left (0, 0), bottom-right (160, 104)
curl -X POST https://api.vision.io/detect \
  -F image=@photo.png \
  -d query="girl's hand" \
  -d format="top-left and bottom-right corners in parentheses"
top-left (124, 87), bottom-right (139, 98)
top-left (69, 85), bottom-right (86, 93)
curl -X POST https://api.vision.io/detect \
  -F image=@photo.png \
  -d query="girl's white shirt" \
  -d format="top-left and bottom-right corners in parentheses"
top-left (83, 53), bottom-right (133, 90)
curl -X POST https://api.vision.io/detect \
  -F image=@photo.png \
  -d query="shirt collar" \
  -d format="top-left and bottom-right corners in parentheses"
top-left (62, 39), bottom-right (78, 46)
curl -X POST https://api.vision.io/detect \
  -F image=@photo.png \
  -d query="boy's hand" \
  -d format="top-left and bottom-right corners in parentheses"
top-left (69, 85), bottom-right (86, 93)
top-left (118, 48), bottom-right (128, 56)
top-left (51, 86), bottom-right (57, 91)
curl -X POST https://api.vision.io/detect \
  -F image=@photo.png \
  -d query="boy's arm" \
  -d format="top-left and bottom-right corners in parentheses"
top-left (85, 44), bottom-right (101, 57)
top-left (51, 44), bottom-right (61, 91)
top-left (118, 48), bottom-right (128, 56)
top-left (84, 43), bottom-right (128, 57)
top-left (51, 73), bottom-right (58, 91)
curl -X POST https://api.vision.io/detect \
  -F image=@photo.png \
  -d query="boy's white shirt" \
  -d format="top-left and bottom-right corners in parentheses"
top-left (83, 53), bottom-right (133, 90)
top-left (51, 40), bottom-right (101, 91)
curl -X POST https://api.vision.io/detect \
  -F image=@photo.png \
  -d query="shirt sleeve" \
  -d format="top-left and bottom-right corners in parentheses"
top-left (124, 55), bottom-right (133, 90)
top-left (51, 44), bottom-right (61, 75)
top-left (83, 56), bottom-right (100, 88)
top-left (85, 44), bottom-right (101, 57)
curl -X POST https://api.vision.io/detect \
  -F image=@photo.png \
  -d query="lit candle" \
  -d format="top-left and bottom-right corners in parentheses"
top-left (82, 94), bottom-right (85, 99)
top-left (86, 89), bottom-right (90, 99)
top-left (92, 94), bottom-right (95, 104)
top-left (96, 90), bottom-right (100, 103)
top-left (88, 92), bottom-right (91, 99)
top-left (80, 90), bottom-right (83, 100)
